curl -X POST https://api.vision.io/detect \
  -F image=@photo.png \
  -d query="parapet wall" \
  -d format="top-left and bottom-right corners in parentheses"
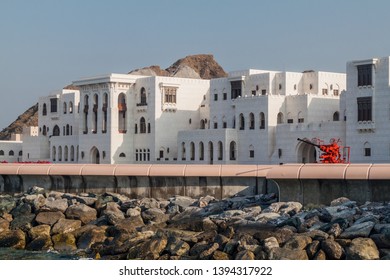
top-left (2, 163), bottom-right (390, 205)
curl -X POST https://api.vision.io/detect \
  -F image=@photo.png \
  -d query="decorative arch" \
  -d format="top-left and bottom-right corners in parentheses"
top-left (0, 150), bottom-right (4, 156)
top-left (140, 117), bottom-right (146, 133)
top-left (52, 146), bottom-right (56, 162)
top-left (229, 141), bottom-right (237, 160)
top-left (218, 141), bottom-right (223, 161)
top-left (190, 142), bottom-right (195, 160)
top-left (118, 93), bottom-right (127, 133)
top-left (208, 141), bottom-right (214, 164)
top-left (58, 146), bottom-right (62, 162)
top-left (140, 87), bottom-right (147, 104)
top-left (199, 142), bottom-right (204, 161)
top-left (102, 93), bottom-right (108, 133)
top-left (92, 94), bottom-right (98, 133)
top-left (63, 102), bottom-right (67, 114)
top-left (249, 112), bottom-right (255, 129)
top-left (53, 125), bottom-right (60, 136)
top-left (333, 111), bottom-right (340, 121)
top-left (90, 146), bottom-right (100, 164)
top-left (69, 101), bottom-right (73, 114)
top-left (239, 113), bottom-right (245, 130)
top-left (259, 112), bottom-right (265, 129)
top-left (277, 112), bottom-right (284, 124)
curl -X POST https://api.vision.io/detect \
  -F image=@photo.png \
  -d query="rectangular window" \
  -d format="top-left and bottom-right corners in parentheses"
top-left (230, 81), bottom-right (242, 99)
top-left (164, 87), bottom-right (177, 104)
top-left (357, 64), bottom-right (372, 87)
top-left (214, 123), bottom-right (218, 129)
top-left (333, 89), bottom-right (339, 96)
top-left (249, 150), bottom-right (255, 158)
top-left (322, 89), bottom-right (328, 95)
top-left (50, 98), bottom-right (58, 113)
top-left (261, 89), bottom-right (266, 95)
top-left (357, 97), bottom-right (372, 121)
top-left (251, 90), bottom-right (256, 96)
top-left (214, 94), bottom-right (218, 101)
top-left (298, 118), bottom-right (304, 123)
top-left (223, 93), bottom-right (227, 100)
top-left (287, 119), bottom-right (294, 124)
top-left (223, 122), bottom-right (227, 128)
top-left (365, 148), bottom-right (371, 157)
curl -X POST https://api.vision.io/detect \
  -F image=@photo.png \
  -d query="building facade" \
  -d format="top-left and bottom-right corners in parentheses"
top-left (2, 56), bottom-right (390, 164)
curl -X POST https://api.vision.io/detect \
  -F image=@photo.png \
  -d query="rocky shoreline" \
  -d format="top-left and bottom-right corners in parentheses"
top-left (1, 187), bottom-right (390, 260)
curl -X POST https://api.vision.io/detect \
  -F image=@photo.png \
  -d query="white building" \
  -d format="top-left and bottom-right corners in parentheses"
top-left (4, 56), bottom-right (390, 164)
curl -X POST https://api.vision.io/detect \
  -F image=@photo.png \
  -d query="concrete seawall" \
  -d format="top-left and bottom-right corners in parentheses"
top-left (1, 163), bottom-right (390, 205)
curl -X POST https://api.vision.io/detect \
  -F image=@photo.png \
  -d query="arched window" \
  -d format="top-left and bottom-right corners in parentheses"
top-left (140, 87), bottom-right (147, 105)
top-left (249, 113), bottom-right (255, 129)
top-left (190, 142), bottom-right (195, 161)
top-left (260, 112), bottom-right (265, 129)
top-left (64, 146), bottom-right (68, 162)
top-left (102, 93), bottom-right (108, 133)
top-left (42, 125), bottom-right (47, 136)
top-left (53, 125), bottom-right (60, 136)
top-left (229, 141), bottom-right (237, 160)
top-left (58, 146), bottom-right (62, 162)
top-left (83, 95), bottom-right (89, 134)
top-left (333, 111), bottom-right (340, 121)
top-left (147, 149), bottom-right (150, 161)
top-left (208, 141), bottom-right (214, 164)
top-left (135, 149), bottom-right (139, 161)
top-left (143, 149), bottom-right (147, 161)
top-left (71, 146), bottom-right (75, 162)
top-left (181, 142), bottom-right (186, 160)
top-left (42, 103), bottom-right (47, 116)
top-left (140, 117), bottom-right (146, 133)
top-left (277, 112), bottom-right (284, 124)
top-left (52, 146), bottom-right (56, 162)
top-left (66, 124), bottom-right (70, 136)
top-left (0, 150), bottom-right (4, 156)
top-left (92, 94), bottom-right (98, 133)
top-left (239, 113), bottom-right (245, 130)
top-left (118, 93), bottom-right (127, 133)
top-left (199, 142), bottom-right (204, 160)
top-left (63, 102), bottom-right (67, 114)
top-left (119, 153), bottom-right (126, 158)
top-left (19, 151), bottom-right (22, 156)
top-left (218, 141), bottom-right (223, 161)
top-left (69, 101), bottom-right (73, 114)
top-left (8, 150), bottom-right (13, 156)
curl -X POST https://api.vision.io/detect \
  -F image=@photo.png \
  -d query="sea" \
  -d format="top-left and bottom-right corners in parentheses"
top-left (0, 247), bottom-right (80, 260)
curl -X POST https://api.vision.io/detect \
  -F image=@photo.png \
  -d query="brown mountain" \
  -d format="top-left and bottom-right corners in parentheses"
top-left (0, 54), bottom-right (227, 140)
top-left (0, 103), bottom-right (39, 140)
top-left (129, 54), bottom-right (227, 79)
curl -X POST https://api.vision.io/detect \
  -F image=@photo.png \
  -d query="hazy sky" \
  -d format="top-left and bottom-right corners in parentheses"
top-left (1, 0), bottom-right (390, 130)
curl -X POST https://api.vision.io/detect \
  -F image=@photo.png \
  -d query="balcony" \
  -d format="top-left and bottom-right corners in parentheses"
top-left (357, 120), bottom-right (375, 132)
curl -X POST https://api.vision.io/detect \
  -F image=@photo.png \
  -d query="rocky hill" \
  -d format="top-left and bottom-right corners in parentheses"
top-left (0, 104), bottom-right (38, 140)
top-left (0, 54), bottom-right (227, 140)
top-left (129, 54), bottom-right (227, 79)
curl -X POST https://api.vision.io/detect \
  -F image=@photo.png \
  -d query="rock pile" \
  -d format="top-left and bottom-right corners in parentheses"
top-left (1, 187), bottom-right (390, 260)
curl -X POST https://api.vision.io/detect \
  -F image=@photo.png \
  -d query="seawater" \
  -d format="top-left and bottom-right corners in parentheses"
top-left (0, 247), bottom-right (79, 260)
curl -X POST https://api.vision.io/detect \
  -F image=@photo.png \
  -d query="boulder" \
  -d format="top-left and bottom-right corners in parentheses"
top-left (35, 211), bottom-right (65, 226)
top-left (0, 218), bottom-right (9, 233)
top-left (141, 208), bottom-right (169, 224)
top-left (339, 221), bottom-right (375, 239)
top-left (321, 239), bottom-right (345, 260)
top-left (199, 242), bottom-right (219, 259)
top-left (169, 196), bottom-right (196, 211)
top-left (306, 240), bottom-right (321, 259)
top-left (197, 195), bottom-right (216, 208)
top-left (165, 236), bottom-right (190, 256)
top-left (0, 229), bottom-right (26, 249)
top-left (10, 213), bottom-right (35, 231)
top-left (125, 207), bottom-right (141, 218)
top-left (105, 192), bottom-right (130, 203)
top-left (202, 217), bottom-right (218, 231)
top-left (44, 198), bottom-right (69, 213)
top-left (235, 250), bottom-right (255, 260)
top-left (263, 236), bottom-right (279, 253)
top-left (139, 198), bottom-right (160, 211)
top-left (223, 239), bottom-right (239, 255)
top-left (115, 217), bottom-right (145, 233)
top-left (269, 247), bottom-right (308, 260)
top-left (212, 250), bottom-right (230, 260)
top-left (0, 195), bottom-right (16, 216)
top-left (77, 226), bottom-right (107, 249)
top-left (283, 235), bottom-right (312, 250)
top-left (26, 236), bottom-right (53, 251)
top-left (28, 224), bottom-right (51, 240)
top-left (65, 204), bottom-right (97, 225)
top-left (11, 202), bottom-right (32, 217)
top-left (52, 233), bottom-right (77, 252)
top-left (346, 238), bottom-right (379, 260)
top-left (137, 234), bottom-right (168, 259)
top-left (330, 197), bottom-right (351, 206)
top-left (371, 233), bottom-right (390, 249)
top-left (51, 218), bottom-right (82, 235)
top-left (103, 202), bottom-right (125, 225)
top-left (214, 234), bottom-right (230, 251)
top-left (313, 249), bottom-right (327, 260)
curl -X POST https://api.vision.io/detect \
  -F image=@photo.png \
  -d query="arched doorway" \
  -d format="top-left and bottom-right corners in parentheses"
top-left (90, 146), bottom-right (100, 164)
top-left (297, 139), bottom-right (317, 163)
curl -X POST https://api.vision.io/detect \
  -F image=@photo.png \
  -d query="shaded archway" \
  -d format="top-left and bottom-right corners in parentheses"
top-left (296, 139), bottom-right (317, 163)
top-left (90, 146), bottom-right (100, 164)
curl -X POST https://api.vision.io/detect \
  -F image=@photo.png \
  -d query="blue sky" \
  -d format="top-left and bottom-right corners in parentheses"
top-left (1, 0), bottom-right (390, 130)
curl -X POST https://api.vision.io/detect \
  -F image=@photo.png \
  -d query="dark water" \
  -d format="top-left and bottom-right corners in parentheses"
top-left (0, 247), bottom-right (80, 260)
